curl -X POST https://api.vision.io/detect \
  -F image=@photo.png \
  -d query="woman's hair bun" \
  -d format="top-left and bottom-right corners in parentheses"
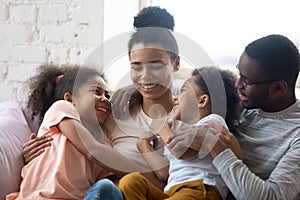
top-left (133, 6), bottom-right (175, 31)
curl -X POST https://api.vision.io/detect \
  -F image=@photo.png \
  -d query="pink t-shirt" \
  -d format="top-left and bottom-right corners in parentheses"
top-left (7, 100), bottom-right (111, 200)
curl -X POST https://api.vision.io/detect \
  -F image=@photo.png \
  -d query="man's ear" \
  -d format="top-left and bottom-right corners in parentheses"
top-left (63, 92), bottom-right (73, 102)
top-left (272, 80), bottom-right (288, 94)
top-left (173, 56), bottom-right (180, 72)
top-left (198, 94), bottom-right (210, 109)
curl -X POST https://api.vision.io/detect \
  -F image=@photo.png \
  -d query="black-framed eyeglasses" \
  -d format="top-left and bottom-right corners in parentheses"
top-left (236, 65), bottom-right (279, 87)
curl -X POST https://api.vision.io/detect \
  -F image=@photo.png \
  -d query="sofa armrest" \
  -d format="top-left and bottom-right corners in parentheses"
top-left (0, 101), bottom-right (32, 199)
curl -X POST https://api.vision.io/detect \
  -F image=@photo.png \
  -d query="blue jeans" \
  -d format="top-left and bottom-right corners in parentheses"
top-left (84, 179), bottom-right (124, 200)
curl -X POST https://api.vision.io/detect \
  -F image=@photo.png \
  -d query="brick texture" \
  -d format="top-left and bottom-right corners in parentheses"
top-left (0, 0), bottom-right (104, 100)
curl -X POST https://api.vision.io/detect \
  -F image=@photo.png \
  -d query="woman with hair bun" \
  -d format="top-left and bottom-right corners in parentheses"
top-left (133, 6), bottom-right (175, 31)
top-left (22, 6), bottom-right (179, 191)
top-left (107, 5), bottom-right (180, 189)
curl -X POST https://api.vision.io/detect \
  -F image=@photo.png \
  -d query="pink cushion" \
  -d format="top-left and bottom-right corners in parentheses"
top-left (0, 101), bottom-right (31, 200)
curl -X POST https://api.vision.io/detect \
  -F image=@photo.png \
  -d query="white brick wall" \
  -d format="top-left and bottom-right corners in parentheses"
top-left (0, 64), bottom-right (6, 82)
top-left (0, 24), bottom-right (34, 44)
top-left (0, 0), bottom-right (104, 100)
top-left (10, 5), bottom-right (37, 23)
top-left (39, 5), bottom-right (67, 23)
top-left (3, 1), bottom-right (298, 101)
top-left (0, 3), bottom-right (8, 21)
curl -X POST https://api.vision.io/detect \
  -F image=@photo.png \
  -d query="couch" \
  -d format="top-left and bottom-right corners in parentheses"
top-left (0, 101), bottom-right (39, 200)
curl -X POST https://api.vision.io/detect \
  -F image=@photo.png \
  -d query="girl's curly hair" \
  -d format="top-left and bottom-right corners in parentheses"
top-left (27, 64), bottom-right (105, 124)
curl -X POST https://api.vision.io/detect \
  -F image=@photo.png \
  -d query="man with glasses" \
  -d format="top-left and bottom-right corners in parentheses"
top-left (235, 65), bottom-right (281, 87)
top-left (168, 34), bottom-right (300, 199)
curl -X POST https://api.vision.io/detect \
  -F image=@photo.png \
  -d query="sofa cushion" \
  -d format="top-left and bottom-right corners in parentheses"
top-left (0, 101), bottom-right (32, 200)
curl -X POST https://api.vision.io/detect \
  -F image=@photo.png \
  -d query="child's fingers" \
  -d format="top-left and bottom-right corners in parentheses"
top-left (140, 132), bottom-right (155, 139)
top-left (29, 133), bottom-right (37, 139)
top-left (217, 128), bottom-right (236, 147)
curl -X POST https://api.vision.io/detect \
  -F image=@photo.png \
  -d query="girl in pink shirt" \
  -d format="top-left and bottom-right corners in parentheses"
top-left (7, 65), bottom-right (143, 200)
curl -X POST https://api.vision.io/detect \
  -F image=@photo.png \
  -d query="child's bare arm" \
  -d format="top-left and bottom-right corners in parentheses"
top-left (58, 118), bottom-right (147, 175)
top-left (137, 134), bottom-right (169, 182)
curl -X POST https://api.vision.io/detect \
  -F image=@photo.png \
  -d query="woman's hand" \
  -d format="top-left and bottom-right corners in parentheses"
top-left (167, 122), bottom-right (223, 159)
top-left (167, 122), bottom-right (204, 157)
top-left (22, 133), bottom-right (53, 164)
top-left (167, 120), bottom-right (244, 160)
top-left (110, 85), bottom-right (137, 119)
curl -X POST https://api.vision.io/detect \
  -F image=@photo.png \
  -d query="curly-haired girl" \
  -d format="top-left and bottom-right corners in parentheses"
top-left (7, 64), bottom-right (143, 200)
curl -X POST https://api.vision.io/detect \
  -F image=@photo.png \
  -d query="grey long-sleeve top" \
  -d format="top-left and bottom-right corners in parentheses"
top-left (213, 100), bottom-right (300, 200)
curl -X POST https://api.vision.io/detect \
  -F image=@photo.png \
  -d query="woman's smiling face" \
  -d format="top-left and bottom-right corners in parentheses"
top-left (130, 43), bottom-right (178, 100)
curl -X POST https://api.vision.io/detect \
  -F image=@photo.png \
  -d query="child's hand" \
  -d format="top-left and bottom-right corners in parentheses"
top-left (137, 133), bottom-right (155, 149)
top-left (137, 133), bottom-right (164, 152)
top-left (216, 127), bottom-right (244, 160)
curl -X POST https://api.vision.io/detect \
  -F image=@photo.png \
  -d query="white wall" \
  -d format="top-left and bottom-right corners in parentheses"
top-left (0, 0), bottom-right (104, 101)
top-left (1, 0), bottom-right (299, 100)
top-left (0, 0), bottom-right (144, 101)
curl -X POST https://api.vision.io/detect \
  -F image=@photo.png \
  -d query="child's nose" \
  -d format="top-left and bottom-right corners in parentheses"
top-left (235, 77), bottom-right (244, 89)
top-left (100, 97), bottom-right (109, 102)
